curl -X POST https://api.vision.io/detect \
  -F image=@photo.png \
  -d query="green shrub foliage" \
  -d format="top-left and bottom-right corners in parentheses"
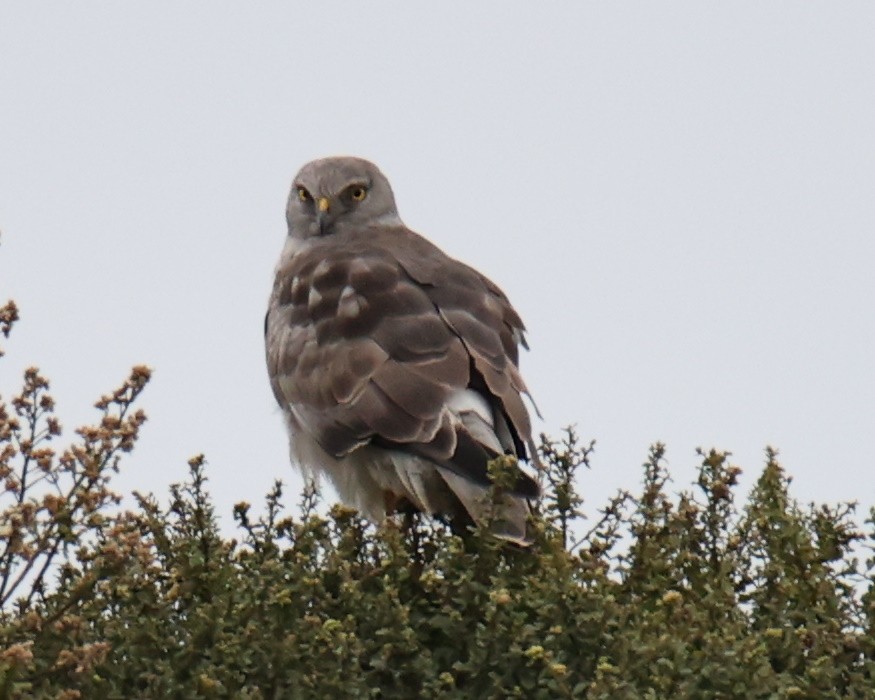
top-left (1, 302), bottom-right (874, 699)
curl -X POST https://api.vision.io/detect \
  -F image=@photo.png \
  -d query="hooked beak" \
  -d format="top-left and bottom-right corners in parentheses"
top-left (316, 197), bottom-right (331, 234)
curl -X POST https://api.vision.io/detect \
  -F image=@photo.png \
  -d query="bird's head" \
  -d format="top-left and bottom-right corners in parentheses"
top-left (286, 156), bottom-right (402, 239)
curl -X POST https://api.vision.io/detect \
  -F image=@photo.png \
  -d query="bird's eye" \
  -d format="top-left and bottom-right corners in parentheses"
top-left (349, 185), bottom-right (368, 202)
top-left (297, 187), bottom-right (311, 202)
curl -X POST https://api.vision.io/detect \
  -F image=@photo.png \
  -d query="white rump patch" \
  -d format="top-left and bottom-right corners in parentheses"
top-left (446, 389), bottom-right (493, 426)
top-left (446, 389), bottom-right (503, 454)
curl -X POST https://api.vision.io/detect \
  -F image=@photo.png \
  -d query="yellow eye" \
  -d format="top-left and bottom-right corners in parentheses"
top-left (297, 187), bottom-right (311, 202)
top-left (350, 185), bottom-right (367, 202)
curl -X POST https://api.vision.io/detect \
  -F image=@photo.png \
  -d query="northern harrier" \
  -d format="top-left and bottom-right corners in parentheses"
top-left (265, 157), bottom-right (539, 544)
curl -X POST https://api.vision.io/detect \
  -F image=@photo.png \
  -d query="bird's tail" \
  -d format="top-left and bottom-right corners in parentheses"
top-left (437, 468), bottom-right (534, 546)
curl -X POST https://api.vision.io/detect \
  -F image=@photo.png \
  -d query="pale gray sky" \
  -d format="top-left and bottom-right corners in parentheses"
top-left (2, 3), bottom-right (874, 525)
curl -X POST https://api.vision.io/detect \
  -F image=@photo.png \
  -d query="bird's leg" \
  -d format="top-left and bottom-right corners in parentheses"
top-left (397, 499), bottom-right (420, 550)
top-left (383, 490), bottom-right (400, 515)
top-left (383, 492), bottom-right (419, 547)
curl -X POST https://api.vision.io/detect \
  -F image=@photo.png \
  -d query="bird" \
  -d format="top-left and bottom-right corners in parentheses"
top-left (265, 156), bottom-right (540, 544)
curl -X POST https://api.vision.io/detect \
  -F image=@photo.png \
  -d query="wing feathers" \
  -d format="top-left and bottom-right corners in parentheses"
top-left (372, 361), bottom-right (447, 421)
top-left (267, 224), bottom-right (539, 520)
top-left (346, 382), bottom-right (432, 443)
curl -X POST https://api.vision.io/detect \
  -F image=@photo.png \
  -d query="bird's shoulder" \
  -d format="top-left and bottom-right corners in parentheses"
top-left (267, 224), bottom-right (530, 386)
top-left (270, 225), bottom-right (524, 349)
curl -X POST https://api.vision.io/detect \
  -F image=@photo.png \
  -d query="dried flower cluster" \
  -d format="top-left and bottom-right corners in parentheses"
top-left (0, 358), bottom-right (151, 617)
top-left (0, 300), bottom-right (19, 358)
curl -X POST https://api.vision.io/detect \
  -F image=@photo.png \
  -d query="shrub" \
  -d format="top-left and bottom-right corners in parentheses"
top-left (1, 301), bottom-right (873, 699)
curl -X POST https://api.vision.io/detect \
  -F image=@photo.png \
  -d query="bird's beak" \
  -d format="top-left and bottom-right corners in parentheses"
top-left (316, 197), bottom-right (331, 235)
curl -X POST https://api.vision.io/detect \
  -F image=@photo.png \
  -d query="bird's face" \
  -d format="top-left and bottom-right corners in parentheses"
top-left (286, 157), bottom-right (402, 239)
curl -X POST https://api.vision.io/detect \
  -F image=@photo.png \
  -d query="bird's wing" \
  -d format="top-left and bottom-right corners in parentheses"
top-left (266, 225), bottom-right (538, 496)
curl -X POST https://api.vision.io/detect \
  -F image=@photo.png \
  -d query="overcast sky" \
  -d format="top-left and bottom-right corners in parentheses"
top-left (2, 3), bottom-right (873, 528)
